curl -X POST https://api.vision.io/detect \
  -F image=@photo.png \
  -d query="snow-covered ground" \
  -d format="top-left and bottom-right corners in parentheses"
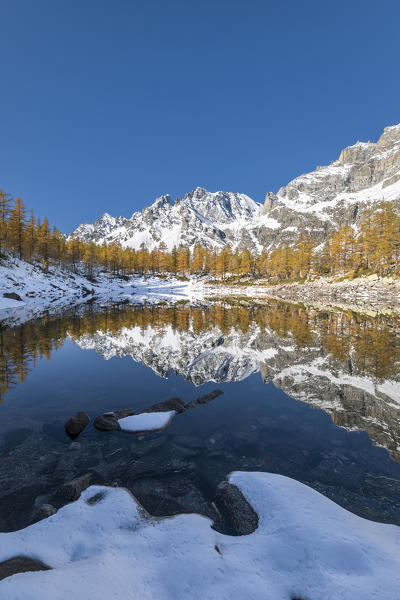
top-left (0, 472), bottom-right (399, 599)
top-left (0, 255), bottom-right (206, 325)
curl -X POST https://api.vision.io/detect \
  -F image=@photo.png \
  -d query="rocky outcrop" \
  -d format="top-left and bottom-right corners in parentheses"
top-left (260, 123), bottom-right (400, 249)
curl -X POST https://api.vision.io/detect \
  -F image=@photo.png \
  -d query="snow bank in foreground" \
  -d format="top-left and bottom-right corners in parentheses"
top-left (0, 472), bottom-right (399, 600)
top-left (118, 410), bottom-right (176, 431)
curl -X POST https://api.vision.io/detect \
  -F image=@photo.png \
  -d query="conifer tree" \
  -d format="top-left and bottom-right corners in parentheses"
top-left (7, 197), bottom-right (26, 259)
top-left (0, 189), bottom-right (12, 254)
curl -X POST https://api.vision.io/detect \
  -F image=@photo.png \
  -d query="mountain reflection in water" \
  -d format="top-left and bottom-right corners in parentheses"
top-left (2, 300), bottom-right (400, 461)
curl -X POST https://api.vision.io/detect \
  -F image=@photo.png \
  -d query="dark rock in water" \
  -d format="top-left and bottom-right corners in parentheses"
top-left (64, 411), bottom-right (90, 440)
top-left (141, 397), bottom-right (185, 414)
top-left (59, 473), bottom-right (92, 501)
top-left (0, 556), bottom-right (51, 581)
top-left (185, 389), bottom-right (224, 409)
top-left (30, 503), bottom-right (57, 524)
top-left (93, 409), bottom-right (135, 431)
top-left (3, 292), bottom-right (22, 302)
top-left (216, 481), bottom-right (259, 535)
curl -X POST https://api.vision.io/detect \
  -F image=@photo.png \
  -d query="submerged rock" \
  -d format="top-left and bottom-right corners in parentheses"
top-left (185, 389), bottom-right (224, 409)
top-left (64, 412), bottom-right (90, 440)
top-left (141, 397), bottom-right (185, 414)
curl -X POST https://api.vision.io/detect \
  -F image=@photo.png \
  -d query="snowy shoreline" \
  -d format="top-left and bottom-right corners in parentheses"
top-left (0, 256), bottom-right (207, 326)
top-left (2, 255), bottom-right (400, 328)
top-left (0, 472), bottom-right (399, 598)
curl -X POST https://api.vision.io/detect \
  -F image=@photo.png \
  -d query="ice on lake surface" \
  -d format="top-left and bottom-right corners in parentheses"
top-left (0, 299), bottom-right (400, 535)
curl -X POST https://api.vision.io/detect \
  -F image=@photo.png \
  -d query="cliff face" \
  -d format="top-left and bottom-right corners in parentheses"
top-left (259, 123), bottom-right (400, 248)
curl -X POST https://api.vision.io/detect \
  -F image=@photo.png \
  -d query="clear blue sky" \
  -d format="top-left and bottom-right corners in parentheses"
top-left (1, 0), bottom-right (399, 232)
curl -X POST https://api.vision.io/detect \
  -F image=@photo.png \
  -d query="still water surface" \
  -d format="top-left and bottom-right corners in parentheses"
top-left (1, 300), bottom-right (400, 532)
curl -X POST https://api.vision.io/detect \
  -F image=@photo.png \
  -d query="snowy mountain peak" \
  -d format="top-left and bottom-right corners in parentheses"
top-left (70, 187), bottom-right (261, 252)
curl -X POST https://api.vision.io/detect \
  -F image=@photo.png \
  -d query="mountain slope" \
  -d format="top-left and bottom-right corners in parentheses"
top-left (70, 123), bottom-right (400, 253)
top-left (71, 188), bottom-right (262, 252)
top-left (258, 123), bottom-right (400, 248)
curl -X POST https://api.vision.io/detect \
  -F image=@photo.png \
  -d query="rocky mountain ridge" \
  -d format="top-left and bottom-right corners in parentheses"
top-left (71, 188), bottom-right (263, 252)
top-left (70, 123), bottom-right (400, 252)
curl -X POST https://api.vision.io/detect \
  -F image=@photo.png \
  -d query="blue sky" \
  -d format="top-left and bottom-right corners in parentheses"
top-left (1, 0), bottom-right (399, 231)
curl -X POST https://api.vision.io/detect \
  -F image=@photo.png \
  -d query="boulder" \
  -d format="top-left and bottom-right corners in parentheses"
top-left (93, 409), bottom-right (135, 431)
top-left (30, 503), bottom-right (57, 524)
top-left (216, 481), bottom-right (259, 535)
top-left (59, 473), bottom-right (92, 501)
top-left (3, 292), bottom-right (22, 301)
top-left (0, 556), bottom-right (51, 581)
top-left (64, 411), bottom-right (90, 440)
top-left (94, 399), bottom-right (184, 433)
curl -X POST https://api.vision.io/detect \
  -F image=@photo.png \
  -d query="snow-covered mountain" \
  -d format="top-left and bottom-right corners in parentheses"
top-left (259, 123), bottom-right (400, 249)
top-left (70, 188), bottom-right (262, 252)
top-left (70, 123), bottom-right (400, 252)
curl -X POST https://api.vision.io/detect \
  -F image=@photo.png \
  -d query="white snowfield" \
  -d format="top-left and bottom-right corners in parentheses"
top-left (0, 472), bottom-right (399, 600)
top-left (118, 410), bottom-right (176, 432)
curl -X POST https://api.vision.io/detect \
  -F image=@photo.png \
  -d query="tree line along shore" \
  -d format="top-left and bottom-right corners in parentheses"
top-left (1, 189), bottom-right (399, 282)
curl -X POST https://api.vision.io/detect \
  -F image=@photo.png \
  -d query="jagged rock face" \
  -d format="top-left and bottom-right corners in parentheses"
top-left (70, 188), bottom-right (262, 252)
top-left (73, 319), bottom-right (400, 462)
top-left (260, 123), bottom-right (400, 248)
top-left (70, 123), bottom-right (400, 252)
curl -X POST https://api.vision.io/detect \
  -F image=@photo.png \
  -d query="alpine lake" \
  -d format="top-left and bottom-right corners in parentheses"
top-left (1, 298), bottom-right (400, 534)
